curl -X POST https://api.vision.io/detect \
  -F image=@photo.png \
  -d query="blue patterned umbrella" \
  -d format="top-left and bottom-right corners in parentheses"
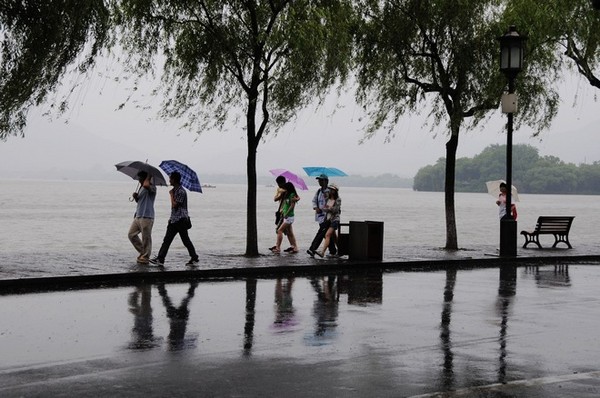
top-left (302, 166), bottom-right (348, 177)
top-left (159, 160), bottom-right (202, 193)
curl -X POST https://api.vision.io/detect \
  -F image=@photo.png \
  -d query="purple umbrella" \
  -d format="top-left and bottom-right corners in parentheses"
top-left (269, 169), bottom-right (309, 190)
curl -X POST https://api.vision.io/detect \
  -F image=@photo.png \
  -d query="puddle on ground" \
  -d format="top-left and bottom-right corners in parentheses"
top-left (2, 265), bottom-right (600, 396)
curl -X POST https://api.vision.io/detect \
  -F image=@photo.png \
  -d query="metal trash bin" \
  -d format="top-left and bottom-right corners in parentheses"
top-left (349, 221), bottom-right (384, 261)
top-left (337, 223), bottom-right (350, 256)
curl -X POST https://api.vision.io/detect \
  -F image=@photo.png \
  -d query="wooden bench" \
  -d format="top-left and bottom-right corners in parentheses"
top-left (520, 216), bottom-right (575, 249)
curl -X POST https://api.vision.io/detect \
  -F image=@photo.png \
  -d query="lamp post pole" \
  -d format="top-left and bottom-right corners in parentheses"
top-left (498, 26), bottom-right (526, 258)
top-left (500, 77), bottom-right (516, 257)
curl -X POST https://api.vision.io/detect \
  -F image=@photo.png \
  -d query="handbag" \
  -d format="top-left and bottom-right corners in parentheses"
top-left (185, 217), bottom-right (192, 230)
top-left (275, 211), bottom-right (281, 226)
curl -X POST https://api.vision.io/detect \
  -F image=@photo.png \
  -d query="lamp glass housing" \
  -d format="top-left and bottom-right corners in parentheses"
top-left (499, 27), bottom-right (524, 75)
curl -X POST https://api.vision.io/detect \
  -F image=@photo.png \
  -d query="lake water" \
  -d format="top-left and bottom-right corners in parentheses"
top-left (0, 179), bottom-right (598, 262)
top-left (2, 179), bottom-right (600, 396)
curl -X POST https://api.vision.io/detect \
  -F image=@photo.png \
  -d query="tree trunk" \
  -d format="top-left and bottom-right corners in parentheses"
top-left (245, 143), bottom-right (259, 256)
top-left (444, 132), bottom-right (459, 250)
top-left (245, 94), bottom-right (260, 257)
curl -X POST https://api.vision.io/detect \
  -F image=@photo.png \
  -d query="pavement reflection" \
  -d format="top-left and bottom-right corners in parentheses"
top-left (2, 266), bottom-right (600, 397)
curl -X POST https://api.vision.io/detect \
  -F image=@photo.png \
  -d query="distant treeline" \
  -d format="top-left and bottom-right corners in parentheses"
top-left (202, 173), bottom-right (414, 188)
top-left (414, 144), bottom-right (600, 194)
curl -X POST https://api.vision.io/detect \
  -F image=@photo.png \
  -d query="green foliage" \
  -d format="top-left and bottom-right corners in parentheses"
top-left (113, 0), bottom-right (355, 137)
top-left (354, 0), bottom-right (582, 249)
top-left (112, 0), bottom-right (355, 255)
top-left (0, 0), bottom-right (110, 139)
top-left (354, 0), bottom-right (516, 249)
top-left (414, 144), bottom-right (600, 194)
top-left (413, 159), bottom-right (446, 192)
top-left (505, 0), bottom-right (600, 89)
top-left (354, 0), bottom-right (564, 139)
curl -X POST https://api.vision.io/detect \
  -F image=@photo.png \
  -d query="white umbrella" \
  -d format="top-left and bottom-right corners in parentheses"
top-left (486, 180), bottom-right (520, 202)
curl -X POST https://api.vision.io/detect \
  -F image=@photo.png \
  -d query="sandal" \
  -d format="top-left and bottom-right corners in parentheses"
top-left (269, 247), bottom-right (280, 253)
top-left (283, 247), bottom-right (294, 253)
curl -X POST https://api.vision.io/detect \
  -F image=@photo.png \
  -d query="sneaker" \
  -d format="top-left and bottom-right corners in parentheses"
top-left (149, 257), bottom-right (164, 266)
top-left (306, 249), bottom-right (316, 258)
top-left (186, 258), bottom-right (199, 266)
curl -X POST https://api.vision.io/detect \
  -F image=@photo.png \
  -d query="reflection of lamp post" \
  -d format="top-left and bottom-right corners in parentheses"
top-left (498, 26), bottom-right (525, 257)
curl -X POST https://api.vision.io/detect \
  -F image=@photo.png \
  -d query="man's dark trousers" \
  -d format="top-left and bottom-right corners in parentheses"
top-left (309, 220), bottom-right (336, 254)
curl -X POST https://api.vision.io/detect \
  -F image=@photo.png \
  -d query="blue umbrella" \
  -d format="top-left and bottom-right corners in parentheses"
top-left (303, 166), bottom-right (348, 177)
top-left (159, 160), bottom-right (202, 193)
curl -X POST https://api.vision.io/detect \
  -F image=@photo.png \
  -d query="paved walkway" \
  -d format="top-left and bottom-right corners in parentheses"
top-left (3, 243), bottom-right (600, 397)
top-left (2, 241), bottom-right (599, 291)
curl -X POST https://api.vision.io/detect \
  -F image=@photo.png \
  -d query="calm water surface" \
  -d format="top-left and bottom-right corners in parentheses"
top-left (1, 179), bottom-right (598, 258)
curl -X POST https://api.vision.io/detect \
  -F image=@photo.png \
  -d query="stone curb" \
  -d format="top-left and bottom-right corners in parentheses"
top-left (2, 254), bottom-right (599, 294)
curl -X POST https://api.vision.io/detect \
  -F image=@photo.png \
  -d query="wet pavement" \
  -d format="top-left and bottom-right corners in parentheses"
top-left (1, 245), bottom-right (600, 397)
top-left (2, 241), bottom-right (600, 290)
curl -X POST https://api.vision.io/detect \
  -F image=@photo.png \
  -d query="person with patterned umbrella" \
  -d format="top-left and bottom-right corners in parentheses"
top-left (151, 168), bottom-right (200, 267)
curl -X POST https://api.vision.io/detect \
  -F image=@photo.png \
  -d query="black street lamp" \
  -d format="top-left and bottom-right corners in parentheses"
top-left (498, 26), bottom-right (526, 257)
top-left (592, 0), bottom-right (600, 10)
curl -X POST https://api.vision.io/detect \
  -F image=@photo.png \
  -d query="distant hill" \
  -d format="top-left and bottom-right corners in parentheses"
top-left (203, 173), bottom-right (413, 188)
top-left (413, 144), bottom-right (600, 195)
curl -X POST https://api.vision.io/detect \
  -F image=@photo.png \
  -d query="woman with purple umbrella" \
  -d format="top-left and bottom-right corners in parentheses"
top-left (270, 182), bottom-right (299, 254)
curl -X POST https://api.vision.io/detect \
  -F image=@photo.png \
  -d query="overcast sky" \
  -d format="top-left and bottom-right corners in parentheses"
top-left (0, 68), bottom-right (598, 181)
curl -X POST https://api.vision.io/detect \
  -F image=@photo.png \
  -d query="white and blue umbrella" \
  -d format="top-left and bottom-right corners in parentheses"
top-left (159, 160), bottom-right (202, 193)
top-left (303, 166), bottom-right (348, 177)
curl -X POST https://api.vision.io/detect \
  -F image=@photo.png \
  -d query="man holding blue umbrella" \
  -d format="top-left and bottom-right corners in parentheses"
top-left (150, 171), bottom-right (199, 266)
top-left (306, 174), bottom-right (337, 257)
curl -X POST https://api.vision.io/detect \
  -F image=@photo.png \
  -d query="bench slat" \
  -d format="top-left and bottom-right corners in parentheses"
top-left (520, 216), bottom-right (575, 249)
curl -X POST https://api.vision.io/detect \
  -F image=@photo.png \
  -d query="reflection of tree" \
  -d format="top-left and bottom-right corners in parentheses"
top-left (497, 266), bottom-right (517, 384)
top-left (158, 281), bottom-right (198, 351)
top-left (128, 283), bottom-right (161, 350)
top-left (309, 276), bottom-right (339, 342)
top-left (273, 278), bottom-right (297, 331)
top-left (243, 278), bottom-right (257, 356)
top-left (439, 268), bottom-right (457, 391)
